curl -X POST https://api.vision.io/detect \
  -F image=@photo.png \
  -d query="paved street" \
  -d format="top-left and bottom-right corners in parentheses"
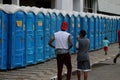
top-left (69, 57), bottom-right (120, 80)
top-left (0, 43), bottom-right (119, 80)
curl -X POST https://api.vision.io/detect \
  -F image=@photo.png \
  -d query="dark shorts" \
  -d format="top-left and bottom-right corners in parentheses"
top-left (77, 60), bottom-right (91, 72)
top-left (104, 46), bottom-right (108, 52)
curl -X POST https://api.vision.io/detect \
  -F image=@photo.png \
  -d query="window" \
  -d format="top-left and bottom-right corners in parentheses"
top-left (84, 0), bottom-right (93, 12)
top-left (3, 0), bottom-right (11, 4)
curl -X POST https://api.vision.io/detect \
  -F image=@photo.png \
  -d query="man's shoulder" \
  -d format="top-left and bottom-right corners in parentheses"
top-left (55, 31), bottom-right (70, 35)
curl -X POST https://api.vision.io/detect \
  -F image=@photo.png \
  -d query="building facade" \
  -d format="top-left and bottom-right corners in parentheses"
top-left (0, 0), bottom-right (120, 16)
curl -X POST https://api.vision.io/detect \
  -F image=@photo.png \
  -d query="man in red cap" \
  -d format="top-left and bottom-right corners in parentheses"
top-left (113, 30), bottom-right (120, 63)
top-left (48, 21), bottom-right (73, 80)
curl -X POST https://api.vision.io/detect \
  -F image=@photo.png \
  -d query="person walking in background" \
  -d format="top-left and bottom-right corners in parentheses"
top-left (76, 30), bottom-right (91, 80)
top-left (48, 22), bottom-right (73, 80)
top-left (103, 37), bottom-right (110, 55)
top-left (113, 30), bottom-right (120, 63)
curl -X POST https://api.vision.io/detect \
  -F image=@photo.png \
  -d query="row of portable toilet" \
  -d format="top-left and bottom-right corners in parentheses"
top-left (0, 4), bottom-right (120, 70)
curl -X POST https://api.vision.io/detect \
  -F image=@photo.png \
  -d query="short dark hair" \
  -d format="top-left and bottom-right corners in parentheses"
top-left (79, 30), bottom-right (86, 37)
top-left (104, 37), bottom-right (107, 40)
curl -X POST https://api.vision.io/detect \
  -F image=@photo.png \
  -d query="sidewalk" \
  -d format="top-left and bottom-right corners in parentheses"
top-left (0, 43), bottom-right (118, 80)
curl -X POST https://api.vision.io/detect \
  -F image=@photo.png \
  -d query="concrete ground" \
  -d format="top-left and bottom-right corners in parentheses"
top-left (68, 57), bottom-right (120, 80)
top-left (0, 43), bottom-right (118, 80)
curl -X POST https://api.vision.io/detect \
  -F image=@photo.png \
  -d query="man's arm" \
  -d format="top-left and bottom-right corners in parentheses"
top-left (48, 37), bottom-right (55, 48)
top-left (68, 35), bottom-right (73, 50)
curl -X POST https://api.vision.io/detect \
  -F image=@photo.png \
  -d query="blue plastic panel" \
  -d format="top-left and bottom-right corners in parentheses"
top-left (44, 13), bottom-right (51, 60)
top-left (57, 13), bottom-right (64, 31)
top-left (50, 13), bottom-right (57, 58)
top-left (81, 16), bottom-right (88, 38)
top-left (0, 11), bottom-right (8, 70)
top-left (64, 14), bottom-right (70, 32)
top-left (8, 11), bottom-right (26, 69)
top-left (98, 17), bottom-right (102, 48)
top-left (26, 12), bottom-right (35, 65)
top-left (88, 16), bottom-right (95, 50)
top-left (35, 12), bottom-right (44, 63)
top-left (69, 15), bottom-right (76, 53)
top-left (94, 17), bottom-right (99, 49)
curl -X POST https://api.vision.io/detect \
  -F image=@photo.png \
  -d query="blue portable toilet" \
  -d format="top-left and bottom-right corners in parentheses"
top-left (104, 17), bottom-right (108, 39)
top-left (109, 18), bottom-right (113, 43)
top-left (112, 19), bottom-right (116, 43)
top-left (87, 15), bottom-right (95, 50)
top-left (74, 14), bottom-right (81, 53)
top-left (44, 12), bottom-right (51, 61)
top-left (118, 18), bottom-right (120, 30)
top-left (116, 18), bottom-right (120, 42)
top-left (105, 18), bottom-right (110, 42)
top-left (57, 13), bottom-right (64, 31)
top-left (8, 10), bottom-right (26, 69)
top-left (114, 19), bottom-right (118, 42)
top-left (104, 17), bottom-right (107, 37)
top-left (35, 12), bottom-right (44, 63)
top-left (76, 15), bottom-right (81, 37)
top-left (80, 14), bottom-right (88, 38)
top-left (98, 16), bottom-right (102, 49)
top-left (69, 14), bottom-right (76, 54)
top-left (25, 11), bottom-right (36, 65)
top-left (101, 17), bottom-right (106, 47)
top-left (0, 9), bottom-right (8, 70)
top-left (111, 18), bottom-right (114, 43)
top-left (107, 18), bottom-right (111, 43)
top-left (50, 12), bottom-right (57, 58)
top-left (94, 16), bottom-right (99, 49)
top-left (64, 14), bottom-right (70, 32)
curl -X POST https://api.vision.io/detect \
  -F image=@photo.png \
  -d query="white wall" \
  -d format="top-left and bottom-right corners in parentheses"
top-left (0, 0), bottom-right (2, 3)
top-left (73, 0), bottom-right (80, 11)
top-left (73, 0), bottom-right (84, 12)
top-left (55, 0), bottom-right (73, 11)
top-left (98, 0), bottom-right (120, 14)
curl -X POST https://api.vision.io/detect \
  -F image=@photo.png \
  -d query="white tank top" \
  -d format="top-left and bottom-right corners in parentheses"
top-left (54, 31), bottom-right (70, 49)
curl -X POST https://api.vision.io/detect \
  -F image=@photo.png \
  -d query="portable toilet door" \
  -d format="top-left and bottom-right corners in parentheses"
top-left (112, 19), bottom-right (116, 43)
top-left (57, 13), bottom-right (64, 31)
top-left (118, 19), bottom-right (120, 30)
top-left (104, 18), bottom-right (107, 37)
top-left (111, 19), bottom-right (114, 43)
top-left (81, 16), bottom-right (88, 38)
top-left (115, 19), bottom-right (118, 42)
top-left (35, 12), bottom-right (44, 63)
top-left (101, 17), bottom-right (106, 47)
top-left (8, 11), bottom-right (26, 69)
top-left (64, 14), bottom-right (70, 32)
top-left (44, 12), bottom-right (51, 61)
top-left (0, 10), bottom-right (8, 70)
top-left (116, 19), bottom-right (119, 42)
top-left (105, 19), bottom-right (110, 41)
top-left (88, 16), bottom-right (95, 50)
top-left (50, 12), bottom-right (57, 58)
top-left (76, 15), bottom-right (81, 37)
top-left (107, 19), bottom-right (111, 43)
top-left (25, 12), bottom-right (36, 65)
top-left (98, 17), bottom-right (102, 49)
top-left (109, 19), bottom-right (112, 43)
top-left (94, 16), bottom-right (99, 49)
top-left (75, 15), bottom-right (81, 52)
top-left (69, 15), bottom-right (76, 54)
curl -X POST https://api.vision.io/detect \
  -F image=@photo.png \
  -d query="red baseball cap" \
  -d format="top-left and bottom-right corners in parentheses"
top-left (61, 22), bottom-right (68, 31)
